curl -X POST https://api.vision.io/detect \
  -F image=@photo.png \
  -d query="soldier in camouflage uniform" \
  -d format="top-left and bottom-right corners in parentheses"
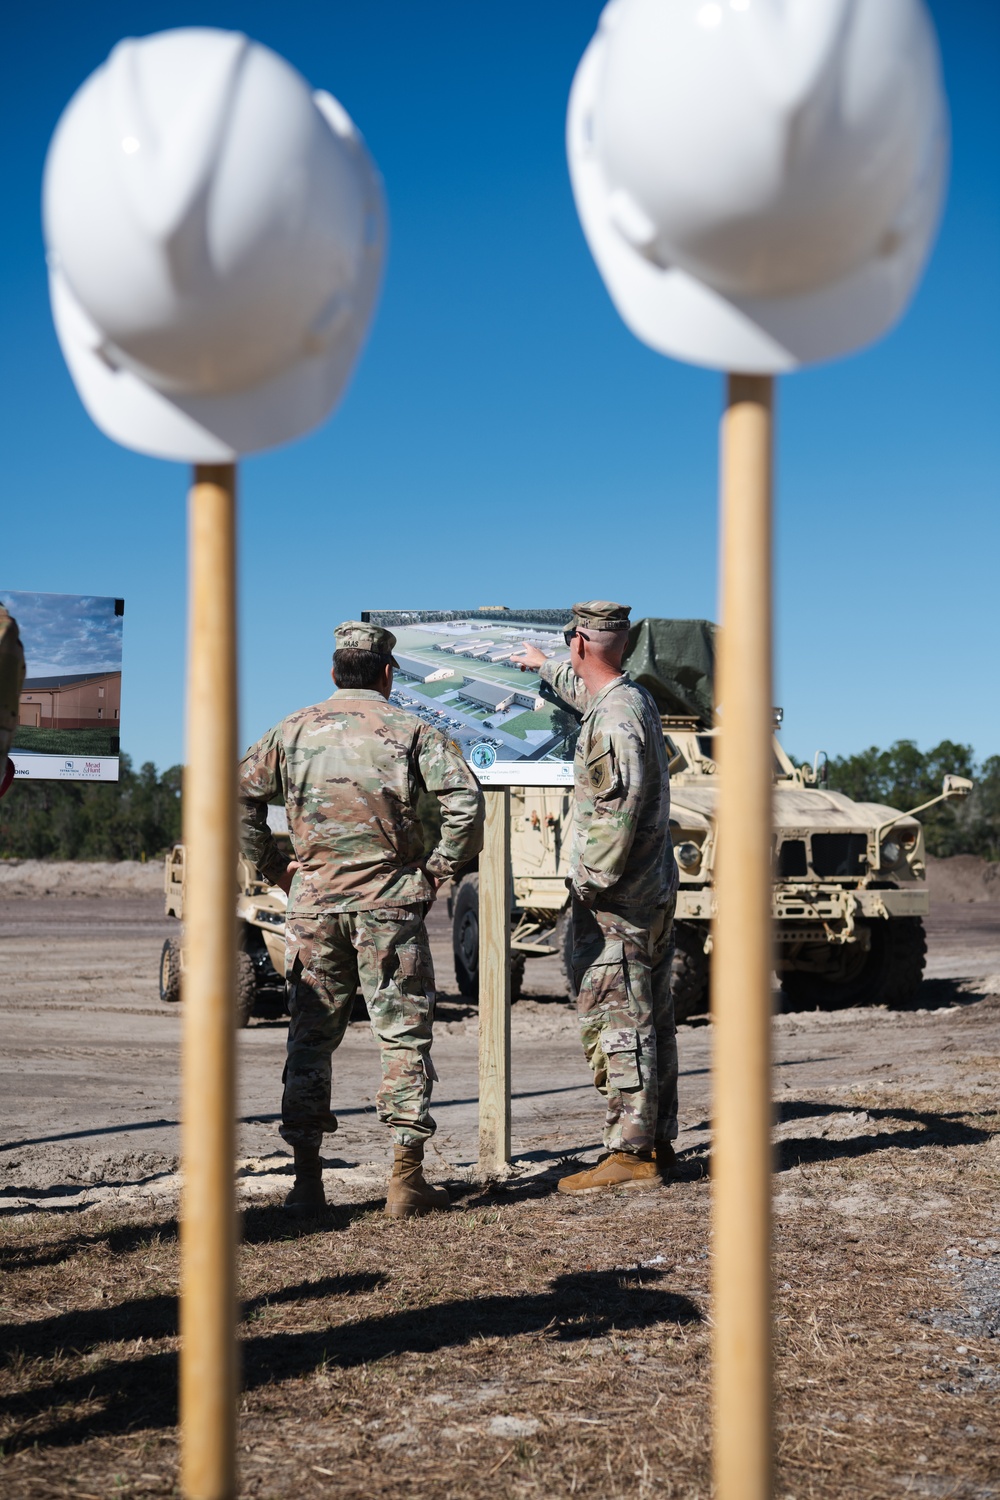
top-left (513, 602), bottom-right (678, 1193)
top-left (239, 621), bottom-right (485, 1217)
top-left (0, 603), bottom-right (25, 800)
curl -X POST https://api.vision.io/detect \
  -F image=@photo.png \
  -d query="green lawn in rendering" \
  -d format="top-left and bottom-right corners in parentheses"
top-left (12, 727), bottom-right (119, 756)
top-left (405, 678), bottom-right (461, 699)
top-left (500, 709), bottom-right (558, 741)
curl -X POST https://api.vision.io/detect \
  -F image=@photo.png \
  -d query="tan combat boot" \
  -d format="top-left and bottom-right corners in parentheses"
top-left (386, 1142), bottom-right (450, 1219)
top-left (558, 1151), bottom-right (660, 1195)
top-left (283, 1144), bottom-right (326, 1215)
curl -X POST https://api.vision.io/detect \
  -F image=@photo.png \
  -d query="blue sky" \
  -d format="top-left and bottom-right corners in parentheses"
top-left (0, 591), bottom-right (123, 679)
top-left (2, 1), bottom-right (997, 773)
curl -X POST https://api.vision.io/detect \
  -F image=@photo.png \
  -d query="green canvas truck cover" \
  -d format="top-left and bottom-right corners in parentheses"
top-left (624, 618), bottom-right (716, 726)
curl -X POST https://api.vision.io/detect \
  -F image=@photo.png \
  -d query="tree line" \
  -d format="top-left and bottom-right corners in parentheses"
top-left (827, 740), bottom-right (1000, 860)
top-left (0, 740), bottom-right (997, 863)
top-left (0, 756), bottom-right (182, 861)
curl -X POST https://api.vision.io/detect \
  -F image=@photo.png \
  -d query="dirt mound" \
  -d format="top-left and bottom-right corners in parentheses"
top-left (0, 858), bottom-right (163, 897)
top-left (926, 855), bottom-right (1000, 905)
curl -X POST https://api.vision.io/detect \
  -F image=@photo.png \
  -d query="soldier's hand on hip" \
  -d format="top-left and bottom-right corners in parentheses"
top-left (276, 861), bottom-right (301, 895)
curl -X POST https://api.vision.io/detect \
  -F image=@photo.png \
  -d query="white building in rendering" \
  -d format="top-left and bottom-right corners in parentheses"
top-left (395, 654), bottom-right (457, 684)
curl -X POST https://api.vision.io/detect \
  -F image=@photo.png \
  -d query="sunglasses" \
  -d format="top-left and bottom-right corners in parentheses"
top-left (563, 626), bottom-right (590, 646)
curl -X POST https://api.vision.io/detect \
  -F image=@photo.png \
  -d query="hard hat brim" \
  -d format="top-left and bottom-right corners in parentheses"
top-left (50, 265), bottom-right (378, 462)
top-left (48, 92), bottom-right (386, 463)
top-left (567, 34), bottom-right (947, 375)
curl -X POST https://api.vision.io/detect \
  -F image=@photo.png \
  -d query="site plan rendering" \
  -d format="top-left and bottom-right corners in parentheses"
top-left (363, 608), bottom-right (577, 767)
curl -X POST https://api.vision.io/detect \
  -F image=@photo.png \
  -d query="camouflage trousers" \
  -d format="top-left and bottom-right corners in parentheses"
top-left (282, 904), bottom-right (438, 1150)
top-left (571, 895), bottom-right (677, 1156)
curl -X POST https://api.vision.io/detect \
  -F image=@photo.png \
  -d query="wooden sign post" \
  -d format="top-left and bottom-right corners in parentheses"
top-left (712, 375), bottom-right (775, 1500)
top-left (477, 786), bottom-right (512, 1174)
top-left (179, 463), bottom-right (239, 1500)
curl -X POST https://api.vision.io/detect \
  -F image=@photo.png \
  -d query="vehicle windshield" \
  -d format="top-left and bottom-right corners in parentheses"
top-left (693, 731), bottom-right (793, 779)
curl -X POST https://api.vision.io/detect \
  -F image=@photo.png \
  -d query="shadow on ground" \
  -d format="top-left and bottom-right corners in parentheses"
top-left (673, 1097), bottom-right (995, 1179)
top-left (0, 1257), bottom-right (699, 1453)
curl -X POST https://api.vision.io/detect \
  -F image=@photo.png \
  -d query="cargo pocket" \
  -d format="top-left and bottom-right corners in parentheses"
top-left (603, 1026), bottom-right (641, 1091)
top-left (396, 932), bottom-right (434, 987)
top-left (576, 939), bottom-right (625, 1012)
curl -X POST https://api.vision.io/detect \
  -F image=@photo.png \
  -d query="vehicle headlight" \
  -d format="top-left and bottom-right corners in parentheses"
top-left (880, 839), bottom-right (903, 870)
top-left (675, 841), bottom-right (702, 874)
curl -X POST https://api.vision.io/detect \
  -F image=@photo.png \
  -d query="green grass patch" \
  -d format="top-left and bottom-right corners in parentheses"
top-left (12, 727), bottom-right (119, 756)
top-left (406, 678), bottom-right (462, 699)
top-left (500, 709), bottom-right (558, 741)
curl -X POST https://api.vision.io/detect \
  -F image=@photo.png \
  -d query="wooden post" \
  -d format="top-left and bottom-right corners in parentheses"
top-left (712, 375), bottom-right (775, 1500)
top-left (180, 464), bottom-right (238, 1500)
top-left (478, 785), bottom-right (511, 1173)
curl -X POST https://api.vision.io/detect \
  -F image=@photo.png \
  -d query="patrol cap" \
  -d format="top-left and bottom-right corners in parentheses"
top-left (565, 600), bottom-right (632, 634)
top-left (333, 620), bottom-right (399, 666)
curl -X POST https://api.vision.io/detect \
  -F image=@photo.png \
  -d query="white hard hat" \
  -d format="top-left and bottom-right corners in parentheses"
top-left (567, 0), bottom-right (948, 372)
top-left (44, 28), bottom-right (386, 461)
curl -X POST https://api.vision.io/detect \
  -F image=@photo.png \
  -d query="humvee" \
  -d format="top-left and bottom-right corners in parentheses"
top-left (159, 809), bottom-right (289, 1026)
top-left (449, 619), bottom-right (973, 1018)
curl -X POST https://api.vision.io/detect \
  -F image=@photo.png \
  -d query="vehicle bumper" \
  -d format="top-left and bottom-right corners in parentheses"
top-left (675, 883), bottom-right (929, 930)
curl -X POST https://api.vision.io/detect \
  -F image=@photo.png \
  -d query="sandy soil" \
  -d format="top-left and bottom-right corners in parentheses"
top-left (0, 858), bottom-right (164, 897)
top-left (0, 873), bottom-right (998, 1498)
top-left (926, 854), bottom-right (1000, 903)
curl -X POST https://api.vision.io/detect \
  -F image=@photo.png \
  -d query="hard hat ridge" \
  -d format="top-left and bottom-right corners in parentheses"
top-left (44, 28), bottom-right (387, 460)
top-left (568, 0), bottom-right (948, 372)
top-left (105, 30), bottom-right (248, 250)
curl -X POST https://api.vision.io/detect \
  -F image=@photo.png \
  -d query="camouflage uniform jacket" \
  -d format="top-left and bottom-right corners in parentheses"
top-left (238, 690), bottom-right (485, 914)
top-left (538, 662), bottom-right (676, 912)
top-left (0, 605), bottom-right (25, 758)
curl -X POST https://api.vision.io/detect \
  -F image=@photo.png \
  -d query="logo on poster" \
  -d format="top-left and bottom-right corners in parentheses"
top-left (470, 741), bottom-right (497, 771)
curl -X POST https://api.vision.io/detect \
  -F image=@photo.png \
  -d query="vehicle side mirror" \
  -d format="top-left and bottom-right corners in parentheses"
top-left (942, 774), bottom-right (973, 800)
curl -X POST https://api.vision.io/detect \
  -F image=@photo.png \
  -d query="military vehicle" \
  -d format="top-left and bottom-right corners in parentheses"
top-left (159, 810), bottom-right (289, 1026)
top-left (159, 621), bottom-right (972, 1021)
top-left (449, 619), bottom-right (973, 1019)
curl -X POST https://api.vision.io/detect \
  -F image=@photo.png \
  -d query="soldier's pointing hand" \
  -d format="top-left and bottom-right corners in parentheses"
top-left (511, 642), bottom-right (546, 671)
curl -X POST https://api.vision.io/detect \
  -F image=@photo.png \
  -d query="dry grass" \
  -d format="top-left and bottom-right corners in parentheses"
top-left (1, 1075), bottom-right (998, 1498)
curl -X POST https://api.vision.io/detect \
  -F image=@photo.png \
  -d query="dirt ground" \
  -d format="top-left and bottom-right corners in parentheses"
top-left (1, 864), bottom-right (998, 1498)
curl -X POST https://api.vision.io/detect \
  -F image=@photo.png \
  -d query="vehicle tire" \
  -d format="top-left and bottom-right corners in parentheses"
top-left (450, 874), bottom-right (524, 1002)
top-left (557, 910), bottom-right (576, 1002)
top-left (159, 937), bottom-right (182, 1003)
top-left (236, 949), bottom-right (257, 1029)
top-left (780, 917), bottom-right (926, 1011)
top-left (453, 876), bottom-right (479, 998)
top-left (670, 922), bottom-right (710, 1024)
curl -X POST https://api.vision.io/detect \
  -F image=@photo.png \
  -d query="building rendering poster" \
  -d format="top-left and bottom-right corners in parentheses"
top-left (362, 608), bottom-right (577, 785)
top-left (1, 590), bottom-right (124, 782)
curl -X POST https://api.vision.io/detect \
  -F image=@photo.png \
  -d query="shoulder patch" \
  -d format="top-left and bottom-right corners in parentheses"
top-left (585, 736), bottom-right (615, 793)
top-left (589, 758), bottom-right (610, 792)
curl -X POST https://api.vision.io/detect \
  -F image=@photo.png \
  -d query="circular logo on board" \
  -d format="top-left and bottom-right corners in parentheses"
top-left (469, 741), bottom-right (497, 770)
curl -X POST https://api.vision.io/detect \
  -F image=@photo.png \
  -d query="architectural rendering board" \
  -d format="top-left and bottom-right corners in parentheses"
top-left (1, 590), bottom-right (124, 782)
top-left (362, 609), bottom-right (576, 785)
